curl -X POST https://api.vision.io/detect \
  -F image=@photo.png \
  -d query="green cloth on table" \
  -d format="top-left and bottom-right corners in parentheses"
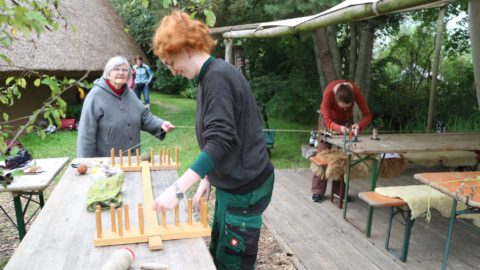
top-left (86, 173), bottom-right (125, 212)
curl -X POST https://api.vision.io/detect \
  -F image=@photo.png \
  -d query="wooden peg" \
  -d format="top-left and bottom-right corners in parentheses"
top-left (201, 199), bottom-right (207, 228)
top-left (138, 203), bottom-right (144, 234)
top-left (188, 199), bottom-right (192, 225)
top-left (119, 149), bottom-right (123, 167)
top-left (175, 205), bottom-right (179, 226)
top-left (128, 149), bottom-right (131, 167)
top-left (110, 204), bottom-right (116, 232)
top-left (163, 147), bottom-right (166, 164)
top-left (111, 148), bottom-right (115, 166)
top-left (158, 148), bottom-right (163, 165)
top-left (95, 205), bottom-right (102, 238)
top-left (117, 208), bottom-right (123, 236)
top-left (150, 148), bottom-right (154, 166)
top-left (167, 149), bottom-right (171, 165)
top-left (175, 146), bottom-right (179, 166)
top-left (136, 149), bottom-right (140, 166)
top-left (124, 204), bottom-right (130, 231)
top-left (162, 210), bottom-right (166, 228)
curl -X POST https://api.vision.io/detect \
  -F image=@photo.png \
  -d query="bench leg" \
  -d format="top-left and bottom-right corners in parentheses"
top-left (385, 206), bottom-right (415, 262)
top-left (330, 177), bottom-right (346, 209)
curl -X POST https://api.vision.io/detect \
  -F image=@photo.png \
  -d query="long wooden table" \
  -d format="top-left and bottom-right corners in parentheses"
top-left (324, 132), bottom-right (480, 236)
top-left (414, 171), bottom-right (480, 270)
top-left (0, 157), bottom-right (69, 240)
top-left (5, 157), bottom-right (216, 270)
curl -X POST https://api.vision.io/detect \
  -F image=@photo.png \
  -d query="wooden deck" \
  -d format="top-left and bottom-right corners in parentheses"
top-left (264, 166), bottom-right (480, 270)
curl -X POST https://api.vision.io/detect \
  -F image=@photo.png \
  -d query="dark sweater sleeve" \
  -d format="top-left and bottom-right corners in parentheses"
top-left (200, 71), bottom-right (238, 165)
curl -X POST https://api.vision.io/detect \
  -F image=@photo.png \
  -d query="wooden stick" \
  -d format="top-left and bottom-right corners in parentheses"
top-left (163, 147), bottom-right (166, 164)
top-left (167, 149), bottom-right (171, 165)
top-left (128, 149), bottom-right (131, 167)
top-left (111, 148), bottom-right (115, 166)
top-left (175, 146), bottom-right (179, 166)
top-left (136, 149), bottom-right (140, 166)
top-left (188, 199), bottom-right (192, 225)
top-left (201, 199), bottom-right (207, 228)
top-left (95, 205), bottom-right (102, 238)
top-left (119, 149), bottom-right (123, 167)
top-left (117, 208), bottom-right (123, 236)
top-left (138, 203), bottom-right (144, 234)
top-left (175, 205), bottom-right (179, 226)
top-left (159, 148), bottom-right (162, 165)
top-left (150, 148), bottom-right (154, 166)
top-left (110, 204), bottom-right (116, 232)
top-left (162, 210), bottom-right (166, 228)
top-left (124, 204), bottom-right (130, 231)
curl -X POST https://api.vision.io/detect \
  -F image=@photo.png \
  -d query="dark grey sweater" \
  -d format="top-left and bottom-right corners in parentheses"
top-left (77, 78), bottom-right (165, 157)
top-left (196, 59), bottom-right (273, 191)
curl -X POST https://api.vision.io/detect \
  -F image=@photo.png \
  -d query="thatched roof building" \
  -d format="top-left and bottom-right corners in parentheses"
top-left (0, 0), bottom-right (148, 125)
top-left (0, 0), bottom-right (146, 73)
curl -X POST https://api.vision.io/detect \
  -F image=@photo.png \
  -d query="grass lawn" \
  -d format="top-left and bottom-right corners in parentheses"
top-left (18, 92), bottom-right (311, 172)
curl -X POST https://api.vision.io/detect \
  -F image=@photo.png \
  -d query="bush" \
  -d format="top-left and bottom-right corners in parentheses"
top-left (65, 103), bottom-right (83, 119)
top-left (152, 60), bottom-right (190, 95)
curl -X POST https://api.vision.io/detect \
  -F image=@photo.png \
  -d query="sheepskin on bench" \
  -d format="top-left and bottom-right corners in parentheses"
top-left (375, 185), bottom-right (480, 227)
top-left (403, 151), bottom-right (478, 168)
top-left (310, 149), bottom-right (407, 180)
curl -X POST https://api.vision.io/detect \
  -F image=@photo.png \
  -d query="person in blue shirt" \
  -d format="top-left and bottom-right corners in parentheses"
top-left (133, 56), bottom-right (154, 108)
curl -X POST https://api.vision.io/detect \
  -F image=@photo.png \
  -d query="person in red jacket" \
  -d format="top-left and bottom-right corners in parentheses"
top-left (312, 80), bottom-right (372, 202)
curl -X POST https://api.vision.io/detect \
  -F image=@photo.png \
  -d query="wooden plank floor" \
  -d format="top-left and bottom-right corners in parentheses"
top-left (264, 165), bottom-right (480, 270)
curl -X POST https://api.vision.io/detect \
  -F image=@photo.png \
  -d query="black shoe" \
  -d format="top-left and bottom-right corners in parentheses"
top-left (312, 194), bottom-right (323, 202)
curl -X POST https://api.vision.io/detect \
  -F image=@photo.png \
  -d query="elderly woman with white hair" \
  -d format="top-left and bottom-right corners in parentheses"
top-left (77, 56), bottom-right (174, 158)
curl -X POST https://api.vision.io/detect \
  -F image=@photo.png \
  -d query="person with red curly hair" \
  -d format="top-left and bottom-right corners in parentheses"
top-left (151, 11), bottom-right (274, 269)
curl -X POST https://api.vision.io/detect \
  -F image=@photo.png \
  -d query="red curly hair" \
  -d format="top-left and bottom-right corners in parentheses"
top-left (152, 11), bottom-right (216, 61)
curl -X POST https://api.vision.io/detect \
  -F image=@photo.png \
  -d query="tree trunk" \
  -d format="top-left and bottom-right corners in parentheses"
top-left (312, 33), bottom-right (326, 90)
top-left (327, 26), bottom-right (342, 78)
top-left (469, 0), bottom-right (480, 109)
top-left (426, 6), bottom-right (446, 133)
top-left (313, 28), bottom-right (338, 88)
top-left (348, 22), bottom-right (358, 82)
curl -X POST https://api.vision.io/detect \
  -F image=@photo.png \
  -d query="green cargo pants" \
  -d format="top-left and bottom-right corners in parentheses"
top-left (209, 173), bottom-right (275, 270)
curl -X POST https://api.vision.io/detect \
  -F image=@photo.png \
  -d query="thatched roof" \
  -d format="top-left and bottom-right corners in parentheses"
top-left (0, 0), bottom-right (147, 72)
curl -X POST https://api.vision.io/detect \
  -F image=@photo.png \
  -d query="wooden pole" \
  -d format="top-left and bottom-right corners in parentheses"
top-left (119, 149), bottom-right (123, 167)
top-left (138, 203), bottom-right (144, 234)
top-left (117, 208), bottom-right (123, 236)
top-left (111, 148), bottom-right (115, 167)
top-left (201, 199), bottom-right (207, 228)
top-left (124, 204), bottom-right (130, 231)
top-left (167, 149), bottom-right (171, 165)
top-left (150, 148), bottom-right (154, 166)
top-left (128, 149), bottom-right (131, 167)
top-left (175, 205), bottom-right (179, 226)
top-left (175, 146), bottom-right (179, 166)
top-left (136, 149), bottom-right (140, 166)
top-left (159, 148), bottom-right (163, 165)
top-left (110, 204), bottom-right (116, 232)
top-left (162, 210), bottom-right (166, 228)
top-left (95, 205), bottom-right (102, 238)
top-left (188, 199), bottom-right (192, 225)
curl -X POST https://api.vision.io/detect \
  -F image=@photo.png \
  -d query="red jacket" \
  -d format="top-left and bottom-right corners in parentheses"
top-left (320, 80), bottom-right (372, 134)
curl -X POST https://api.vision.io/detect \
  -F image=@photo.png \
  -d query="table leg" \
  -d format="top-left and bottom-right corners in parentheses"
top-left (39, 191), bottom-right (45, 208)
top-left (366, 158), bottom-right (379, 237)
top-left (13, 194), bottom-right (26, 240)
top-left (442, 197), bottom-right (458, 270)
top-left (342, 152), bottom-right (352, 220)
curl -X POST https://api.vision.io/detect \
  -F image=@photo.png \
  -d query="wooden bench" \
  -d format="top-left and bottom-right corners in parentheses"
top-left (358, 191), bottom-right (414, 262)
top-left (310, 156), bottom-right (345, 208)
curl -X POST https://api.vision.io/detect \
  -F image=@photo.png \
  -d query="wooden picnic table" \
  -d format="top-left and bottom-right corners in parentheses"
top-left (0, 157), bottom-right (69, 240)
top-left (324, 132), bottom-right (480, 236)
top-left (4, 157), bottom-right (216, 270)
top-left (414, 171), bottom-right (480, 270)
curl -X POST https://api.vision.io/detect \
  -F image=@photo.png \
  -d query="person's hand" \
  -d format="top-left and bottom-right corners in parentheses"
top-left (340, 126), bottom-right (349, 135)
top-left (161, 121), bottom-right (175, 132)
top-left (152, 185), bottom-right (178, 212)
top-left (193, 177), bottom-right (211, 211)
top-left (351, 124), bottom-right (359, 136)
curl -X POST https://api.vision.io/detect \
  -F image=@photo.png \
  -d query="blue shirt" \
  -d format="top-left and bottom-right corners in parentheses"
top-left (134, 64), bottom-right (153, 85)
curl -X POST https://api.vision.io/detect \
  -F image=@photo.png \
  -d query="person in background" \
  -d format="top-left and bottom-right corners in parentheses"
top-left (151, 11), bottom-right (274, 270)
top-left (77, 56), bottom-right (174, 158)
top-left (311, 80), bottom-right (372, 202)
top-left (133, 55), bottom-right (154, 108)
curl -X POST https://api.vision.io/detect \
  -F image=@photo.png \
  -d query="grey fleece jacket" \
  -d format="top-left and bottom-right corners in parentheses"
top-left (77, 78), bottom-right (165, 158)
top-left (196, 58), bottom-right (273, 191)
